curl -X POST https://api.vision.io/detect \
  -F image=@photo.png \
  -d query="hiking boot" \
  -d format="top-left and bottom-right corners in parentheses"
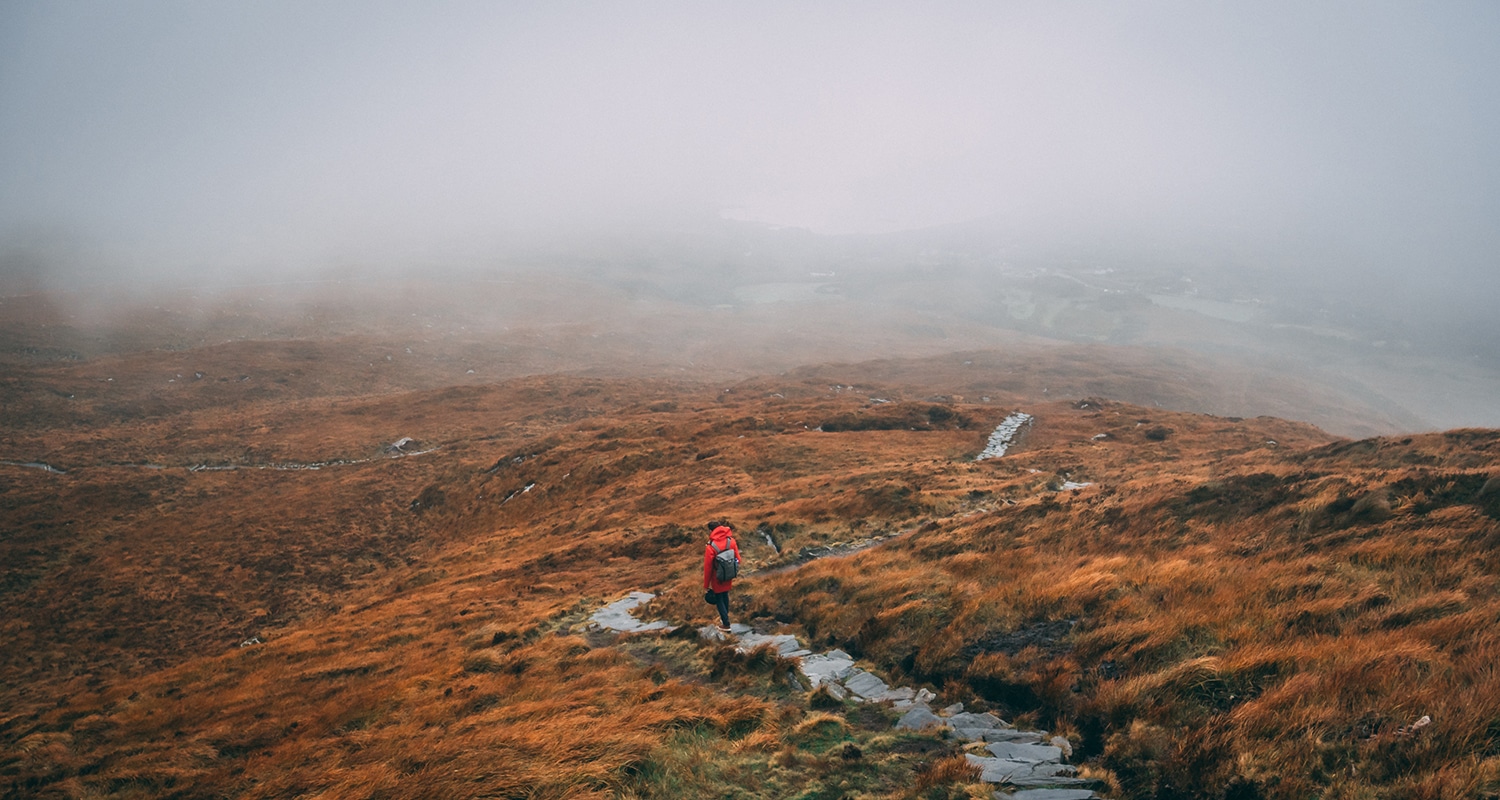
top-left (716, 625), bottom-right (733, 634)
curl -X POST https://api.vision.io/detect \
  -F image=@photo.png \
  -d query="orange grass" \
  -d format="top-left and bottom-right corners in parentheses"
top-left (3, 348), bottom-right (1498, 798)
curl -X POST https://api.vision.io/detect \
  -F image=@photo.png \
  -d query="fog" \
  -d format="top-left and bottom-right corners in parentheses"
top-left (2, 2), bottom-right (1499, 429)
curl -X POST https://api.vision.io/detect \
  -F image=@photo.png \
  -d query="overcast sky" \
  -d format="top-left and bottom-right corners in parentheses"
top-left (2, 2), bottom-right (1498, 296)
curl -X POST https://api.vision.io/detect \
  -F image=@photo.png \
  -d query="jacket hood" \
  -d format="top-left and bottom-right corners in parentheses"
top-left (709, 526), bottom-right (734, 544)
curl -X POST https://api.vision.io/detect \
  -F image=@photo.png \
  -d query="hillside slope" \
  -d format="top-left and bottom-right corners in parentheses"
top-left (3, 352), bottom-right (1499, 798)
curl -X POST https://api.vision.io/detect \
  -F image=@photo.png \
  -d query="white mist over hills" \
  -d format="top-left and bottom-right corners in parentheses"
top-left (2, 2), bottom-right (1498, 430)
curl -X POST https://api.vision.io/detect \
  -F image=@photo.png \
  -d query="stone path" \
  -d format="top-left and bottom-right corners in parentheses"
top-left (590, 592), bottom-right (1105, 798)
top-left (976, 412), bottom-right (1033, 460)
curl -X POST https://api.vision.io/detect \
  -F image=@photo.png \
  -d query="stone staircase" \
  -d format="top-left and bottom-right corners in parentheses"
top-left (591, 593), bottom-right (1107, 799)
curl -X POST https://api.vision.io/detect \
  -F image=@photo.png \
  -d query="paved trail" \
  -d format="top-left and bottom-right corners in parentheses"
top-left (590, 592), bottom-right (1105, 799)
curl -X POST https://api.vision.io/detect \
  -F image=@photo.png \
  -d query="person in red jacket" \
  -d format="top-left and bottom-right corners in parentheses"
top-left (703, 521), bottom-right (740, 633)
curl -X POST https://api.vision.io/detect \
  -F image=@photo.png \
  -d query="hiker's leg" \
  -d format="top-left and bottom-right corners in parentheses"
top-left (715, 591), bottom-right (730, 627)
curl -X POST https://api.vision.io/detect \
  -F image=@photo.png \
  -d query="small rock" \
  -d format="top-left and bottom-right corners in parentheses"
top-left (940, 702), bottom-right (965, 716)
top-left (827, 648), bottom-right (852, 660)
top-left (917, 688), bottom-right (937, 704)
top-left (1050, 735), bottom-right (1073, 758)
top-left (896, 705), bottom-right (946, 730)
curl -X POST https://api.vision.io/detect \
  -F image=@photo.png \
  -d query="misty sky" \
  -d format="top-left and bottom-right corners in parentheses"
top-left (2, 2), bottom-right (1498, 300)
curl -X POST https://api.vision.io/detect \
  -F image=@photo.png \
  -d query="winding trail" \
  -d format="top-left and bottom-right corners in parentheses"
top-left (0, 460), bottom-right (67, 474)
top-left (589, 591), bottom-right (1106, 798)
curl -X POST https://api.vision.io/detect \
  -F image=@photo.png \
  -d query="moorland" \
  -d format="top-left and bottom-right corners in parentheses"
top-left (2, 265), bottom-right (1498, 799)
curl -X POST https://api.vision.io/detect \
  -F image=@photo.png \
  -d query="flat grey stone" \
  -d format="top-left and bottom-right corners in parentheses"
top-left (737, 632), bottom-right (802, 656)
top-left (827, 648), bottom-right (852, 660)
top-left (798, 653), bottom-right (855, 687)
top-left (949, 711), bottom-right (1004, 730)
top-left (965, 755), bottom-right (1036, 783)
top-left (590, 592), bottom-right (677, 633)
top-left (979, 730), bottom-right (1044, 743)
top-left (729, 623), bottom-right (753, 634)
top-left (824, 681), bottom-right (848, 700)
top-left (842, 670), bottom-right (890, 700)
top-left (986, 742), bottom-right (1063, 763)
top-left (896, 705), bottom-right (946, 730)
top-left (941, 702), bottom-right (965, 715)
top-left (884, 686), bottom-right (916, 702)
top-left (1010, 762), bottom-right (1075, 780)
top-left (951, 727), bottom-right (1041, 743)
top-left (994, 790), bottom-right (1098, 800)
top-left (786, 649), bottom-right (812, 658)
top-left (1004, 777), bottom-right (1094, 789)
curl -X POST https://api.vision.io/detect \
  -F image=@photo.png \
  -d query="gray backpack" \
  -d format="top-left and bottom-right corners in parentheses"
top-left (711, 538), bottom-right (739, 582)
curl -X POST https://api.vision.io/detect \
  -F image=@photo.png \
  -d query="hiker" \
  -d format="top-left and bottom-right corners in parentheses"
top-left (703, 521), bottom-right (741, 633)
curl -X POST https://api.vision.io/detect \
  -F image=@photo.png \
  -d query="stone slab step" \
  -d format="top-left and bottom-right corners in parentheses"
top-left (986, 741), bottom-right (1064, 763)
top-left (994, 789), bottom-right (1099, 800)
top-left (951, 728), bottom-right (1044, 743)
top-left (589, 592), bottom-right (677, 633)
top-left (798, 652), bottom-right (856, 688)
top-left (842, 669), bottom-right (891, 700)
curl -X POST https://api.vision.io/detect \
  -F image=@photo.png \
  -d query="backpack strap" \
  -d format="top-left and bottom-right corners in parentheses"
top-left (710, 539), bottom-right (725, 555)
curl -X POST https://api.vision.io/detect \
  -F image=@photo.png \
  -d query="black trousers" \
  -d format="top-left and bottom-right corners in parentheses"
top-left (709, 590), bottom-right (730, 627)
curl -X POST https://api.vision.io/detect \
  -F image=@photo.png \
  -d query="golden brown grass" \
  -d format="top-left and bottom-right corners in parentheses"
top-left (3, 335), bottom-right (1498, 799)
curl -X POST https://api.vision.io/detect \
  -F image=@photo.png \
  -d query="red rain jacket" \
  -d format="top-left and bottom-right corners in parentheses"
top-left (703, 526), bottom-right (741, 592)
